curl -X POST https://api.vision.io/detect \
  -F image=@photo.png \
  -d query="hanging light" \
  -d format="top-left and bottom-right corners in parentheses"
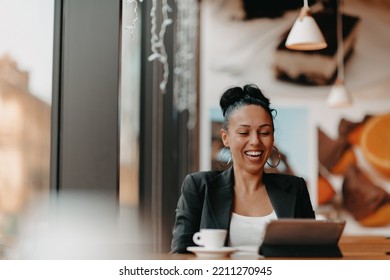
top-left (327, 78), bottom-right (352, 107)
top-left (327, 0), bottom-right (352, 108)
top-left (285, 0), bottom-right (327, 50)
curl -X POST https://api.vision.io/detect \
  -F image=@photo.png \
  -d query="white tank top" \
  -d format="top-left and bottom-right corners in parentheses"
top-left (228, 211), bottom-right (277, 249)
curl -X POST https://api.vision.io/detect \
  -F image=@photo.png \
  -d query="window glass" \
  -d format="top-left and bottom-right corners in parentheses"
top-left (0, 0), bottom-right (54, 254)
top-left (119, 0), bottom-right (141, 206)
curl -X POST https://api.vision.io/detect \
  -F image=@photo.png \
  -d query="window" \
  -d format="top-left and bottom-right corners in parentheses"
top-left (0, 0), bottom-right (54, 253)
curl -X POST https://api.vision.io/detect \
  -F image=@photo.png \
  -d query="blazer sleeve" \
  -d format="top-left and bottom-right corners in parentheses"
top-left (295, 177), bottom-right (316, 219)
top-left (170, 174), bottom-right (204, 254)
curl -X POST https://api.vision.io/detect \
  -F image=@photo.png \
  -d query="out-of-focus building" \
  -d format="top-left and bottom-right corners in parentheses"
top-left (0, 55), bottom-right (51, 215)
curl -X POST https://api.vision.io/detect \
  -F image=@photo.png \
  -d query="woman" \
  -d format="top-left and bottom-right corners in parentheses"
top-left (170, 84), bottom-right (315, 254)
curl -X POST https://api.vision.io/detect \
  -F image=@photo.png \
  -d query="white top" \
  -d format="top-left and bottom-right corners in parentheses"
top-left (228, 211), bottom-right (277, 250)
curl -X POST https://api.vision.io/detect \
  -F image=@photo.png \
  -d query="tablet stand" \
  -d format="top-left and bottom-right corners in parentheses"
top-left (259, 243), bottom-right (343, 258)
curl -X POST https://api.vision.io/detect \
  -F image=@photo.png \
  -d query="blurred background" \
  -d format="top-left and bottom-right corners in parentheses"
top-left (0, 0), bottom-right (389, 259)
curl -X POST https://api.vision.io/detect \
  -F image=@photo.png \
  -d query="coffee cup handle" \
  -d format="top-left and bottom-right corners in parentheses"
top-left (193, 232), bottom-right (203, 246)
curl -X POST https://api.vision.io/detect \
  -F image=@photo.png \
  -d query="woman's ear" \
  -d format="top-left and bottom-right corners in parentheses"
top-left (220, 128), bottom-right (229, 147)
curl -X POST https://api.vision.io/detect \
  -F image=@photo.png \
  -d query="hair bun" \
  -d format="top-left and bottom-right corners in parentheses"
top-left (244, 84), bottom-right (270, 107)
top-left (219, 84), bottom-right (274, 120)
top-left (219, 87), bottom-right (245, 116)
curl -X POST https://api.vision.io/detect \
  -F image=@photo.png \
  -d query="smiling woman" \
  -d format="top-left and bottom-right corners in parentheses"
top-left (170, 83), bottom-right (316, 254)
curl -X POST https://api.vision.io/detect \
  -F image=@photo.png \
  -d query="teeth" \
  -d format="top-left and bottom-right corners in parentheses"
top-left (245, 151), bottom-right (262, 156)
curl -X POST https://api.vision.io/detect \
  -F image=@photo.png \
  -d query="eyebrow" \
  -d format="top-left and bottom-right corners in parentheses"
top-left (238, 124), bottom-right (272, 128)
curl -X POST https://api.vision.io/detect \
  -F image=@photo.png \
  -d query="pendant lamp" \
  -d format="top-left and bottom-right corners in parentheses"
top-left (327, 0), bottom-right (352, 108)
top-left (327, 78), bottom-right (352, 107)
top-left (285, 0), bottom-right (327, 50)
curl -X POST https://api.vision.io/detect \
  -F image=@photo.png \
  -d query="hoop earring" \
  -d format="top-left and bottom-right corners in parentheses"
top-left (267, 146), bottom-right (281, 168)
top-left (218, 147), bottom-right (232, 168)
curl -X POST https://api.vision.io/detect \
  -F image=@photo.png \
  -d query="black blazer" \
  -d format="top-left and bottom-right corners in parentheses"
top-left (170, 167), bottom-right (315, 253)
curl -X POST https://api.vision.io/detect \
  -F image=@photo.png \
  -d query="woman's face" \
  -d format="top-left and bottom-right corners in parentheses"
top-left (221, 104), bottom-right (274, 175)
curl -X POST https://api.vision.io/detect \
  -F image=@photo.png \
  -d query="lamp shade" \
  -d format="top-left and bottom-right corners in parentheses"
top-left (326, 80), bottom-right (352, 108)
top-left (285, 8), bottom-right (327, 51)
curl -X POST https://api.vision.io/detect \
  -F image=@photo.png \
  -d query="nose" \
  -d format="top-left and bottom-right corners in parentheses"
top-left (249, 132), bottom-right (261, 146)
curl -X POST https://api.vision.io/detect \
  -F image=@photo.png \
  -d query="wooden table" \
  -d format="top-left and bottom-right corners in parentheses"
top-left (337, 235), bottom-right (390, 259)
top-left (152, 235), bottom-right (390, 260)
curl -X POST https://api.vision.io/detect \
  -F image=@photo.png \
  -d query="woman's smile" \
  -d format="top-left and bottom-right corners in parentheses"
top-left (244, 150), bottom-right (264, 160)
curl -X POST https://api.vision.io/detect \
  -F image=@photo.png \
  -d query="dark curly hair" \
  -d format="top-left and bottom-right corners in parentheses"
top-left (219, 84), bottom-right (276, 130)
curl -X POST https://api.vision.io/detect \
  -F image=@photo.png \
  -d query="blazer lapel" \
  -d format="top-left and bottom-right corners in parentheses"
top-left (204, 170), bottom-right (297, 228)
top-left (264, 174), bottom-right (296, 218)
top-left (206, 167), bottom-right (234, 229)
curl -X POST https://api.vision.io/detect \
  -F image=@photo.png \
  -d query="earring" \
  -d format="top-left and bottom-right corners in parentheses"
top-left (267, 146), bottom-right (281, 168)
top-left (218, 147), bottom-right (232, 168)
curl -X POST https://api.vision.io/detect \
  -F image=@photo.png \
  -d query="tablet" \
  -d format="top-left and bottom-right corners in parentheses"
top-left (259, 219), bottom-right (346, 257)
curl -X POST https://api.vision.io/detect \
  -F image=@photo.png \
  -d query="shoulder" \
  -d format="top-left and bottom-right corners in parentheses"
top-left (182, 170), bottom-right (223, 190)
top-left (186, 170), bottom-right (224, 182)
top-left (181, 168), bottom-right (232, 192)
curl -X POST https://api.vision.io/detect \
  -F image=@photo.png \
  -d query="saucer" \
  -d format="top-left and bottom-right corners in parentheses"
top-left (187, 246), bottom-right (237, 258)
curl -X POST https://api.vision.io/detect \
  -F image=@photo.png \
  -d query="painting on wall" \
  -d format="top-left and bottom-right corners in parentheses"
top-left (317, 112), bottom-right (390, 232)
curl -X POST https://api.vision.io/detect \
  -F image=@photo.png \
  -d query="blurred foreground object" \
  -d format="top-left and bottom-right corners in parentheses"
top-left (9, 191), bottom-right (153, 259)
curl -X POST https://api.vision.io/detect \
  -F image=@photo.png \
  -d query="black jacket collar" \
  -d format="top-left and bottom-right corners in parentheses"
top-left (206, 167), bottom-right (296, 228)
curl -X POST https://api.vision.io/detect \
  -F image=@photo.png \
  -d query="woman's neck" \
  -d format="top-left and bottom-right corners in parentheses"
top-left (233, 167), bottom-right (265, 193)
top-left (232, 167), bottom-right (272, 216)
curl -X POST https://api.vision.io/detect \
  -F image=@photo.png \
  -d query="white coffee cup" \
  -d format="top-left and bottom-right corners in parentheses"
top-left (192, 229), bottom-right (227, 249)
